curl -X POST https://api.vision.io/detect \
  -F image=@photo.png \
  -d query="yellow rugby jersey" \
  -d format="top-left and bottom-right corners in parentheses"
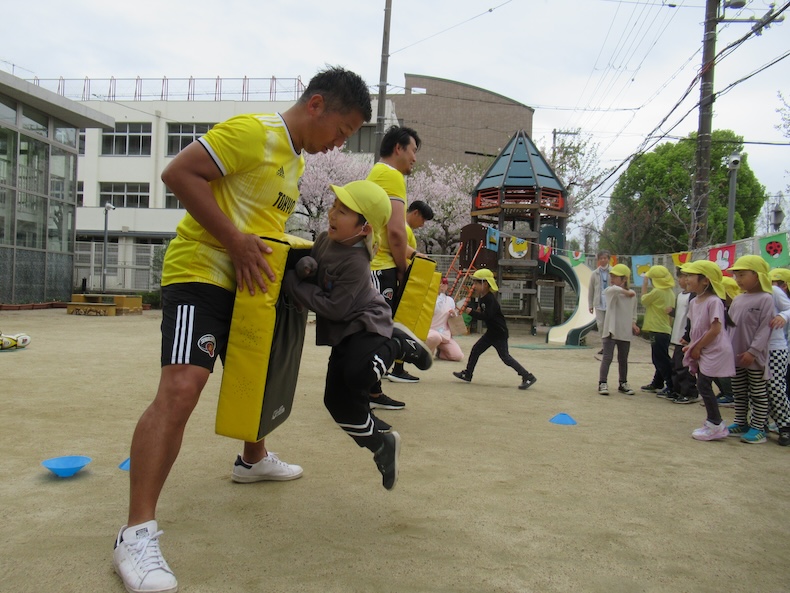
top-left (406, 225), bottom-right (416, 250)
top-left (368, 162), bottom-right (407, 271)
top-left (162, 113), bottom-right (304, 290)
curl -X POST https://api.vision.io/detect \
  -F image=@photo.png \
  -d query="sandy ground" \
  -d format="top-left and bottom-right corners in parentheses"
top-left (1, 309), bottom-right (789, 593)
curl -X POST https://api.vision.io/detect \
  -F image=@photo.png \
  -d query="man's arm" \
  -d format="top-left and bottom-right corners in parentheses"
top-left (161, 141), bottom-right (276, 295)
top-left (387, 198), bottom-right (408, 282)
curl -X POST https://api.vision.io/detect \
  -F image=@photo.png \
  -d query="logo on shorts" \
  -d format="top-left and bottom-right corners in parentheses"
top-left (382, 288), bottom-right (394, 301)
top-left (198, 334), bottom-right (217, 358)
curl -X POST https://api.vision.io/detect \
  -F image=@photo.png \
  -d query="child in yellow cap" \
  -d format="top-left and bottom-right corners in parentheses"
top-left (678, 260), bottom-right (735, 440)
top-left (452, 268), bottom-right (537, 390)
top-left (284, 180), bottom-right (433, 489)
top-left (726, 255), bottom-right (777, 443)
top-left (597, 264), bottom-right (640, 396)
top-left (763, 267), bottom-right (790, 446)
top-left (640, 265), bottom-right (676, 396)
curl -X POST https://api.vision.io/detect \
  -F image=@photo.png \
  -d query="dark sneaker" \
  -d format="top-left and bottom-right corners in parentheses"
top-left (392, 323), bottom-right (432, 371)
top-left (374, 431), bottom-right (401, 490)
top-left (673, 394), bottom-right (700, 404)
top-left (618, 382), bottom-right (635, 395)
top-left (641, 384), bottom-right (660, 393)
top-left (778, 426), bottom-right (790, 447)
top-left (727, 423), bottom-right (749, 437)
top-left (387, 370), bottom-right (420, 383)
top-left (453, 370), bottom-right (471, 382)
top-left (655, 387), bottom-right (673, 399)
top-left (717, 394), bottom-right (735, 407)
top-left (370, 393), bottom-right (405, 410)
top-left (519, 374), bottom-right (537, 390)
top-left (371, 412), bottom-right (392, 433)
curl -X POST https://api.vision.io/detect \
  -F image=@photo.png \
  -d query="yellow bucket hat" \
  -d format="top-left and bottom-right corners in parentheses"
top-left (609, 263), bottom-right (631, 278)
top-left (679, 260), bottom-right (726, 299)
top-left (728, 255), bottom-right (772, 293)
top-left (645, 265), bottom-right (675, 289)
top-left (721, 276), bottom-right (742, 300)
top-left (472, 268), bottom-right (498, 292)
top-left (330, 180), bottom-right (392, 259)
top-left (769, 268), bottom-right (790, 285)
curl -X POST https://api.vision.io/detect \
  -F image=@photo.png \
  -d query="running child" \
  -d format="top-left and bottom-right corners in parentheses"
top-left (679, 260), bottom-right (735, 441)
top-left (597, 263), bottom-right (640, 396)
top-left (726, 255), bottom-right (775, 444)
top-left (452, 268), bottom-right (537, 390)
top-left (283, 180), bottom-right (432, 489)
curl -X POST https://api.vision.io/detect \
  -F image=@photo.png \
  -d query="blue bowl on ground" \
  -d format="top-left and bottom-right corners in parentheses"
top-left (42, 455), bottom-right (92, 478)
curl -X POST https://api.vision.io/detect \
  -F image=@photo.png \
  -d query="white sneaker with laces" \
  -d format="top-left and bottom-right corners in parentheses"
top-left (113, 520), bottom-right (178, 593)
top-left (231, 452), bottom-right (303, 483)
top-left (692, 420), bottom-right (729, 441)
top-left (598, 382), bottom-right (609, 395)
top-left (618, 382), bottom-right (635, 395)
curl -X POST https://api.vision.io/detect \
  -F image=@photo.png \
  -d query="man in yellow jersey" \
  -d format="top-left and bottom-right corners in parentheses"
top-left (112, 67), bottom-right (372, 593)
top-left (368, 126), bottom-right (421, 411)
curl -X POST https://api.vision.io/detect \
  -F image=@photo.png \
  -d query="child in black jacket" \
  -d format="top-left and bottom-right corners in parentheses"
top-left (452, 268), bottom-right (537, 390)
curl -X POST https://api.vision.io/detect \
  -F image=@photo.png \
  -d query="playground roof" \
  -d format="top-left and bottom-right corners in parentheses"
top-left (473, 129), bottom-right (566, 194)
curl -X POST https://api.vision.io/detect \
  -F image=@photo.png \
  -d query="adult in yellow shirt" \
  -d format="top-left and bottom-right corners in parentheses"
top-left (640, 265), bottom-right (676, 396)
top-left (112, 67), bottom-right (372, 593)
top-left (368, 126), bottom-right (421, 405)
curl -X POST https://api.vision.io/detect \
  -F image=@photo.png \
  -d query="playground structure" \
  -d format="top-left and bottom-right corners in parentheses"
top-left (444, 129), bottom-right (596, 345)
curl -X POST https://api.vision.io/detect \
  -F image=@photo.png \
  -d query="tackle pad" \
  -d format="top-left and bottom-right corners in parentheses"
top-left (392, 255), bottom-right (440, 342)
top-left (216, 233), bottom-right (313, 442)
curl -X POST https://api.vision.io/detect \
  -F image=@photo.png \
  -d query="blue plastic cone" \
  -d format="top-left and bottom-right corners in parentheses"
top-left (550, 413), bottom-right (577, 426)
top-left (118, 458), bottom-right (131, 471)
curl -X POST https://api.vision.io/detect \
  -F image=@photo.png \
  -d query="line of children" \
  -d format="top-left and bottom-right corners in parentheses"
top-left (596, 264), bottom-right (640, 395)
top-left (452, 268), bottom-right (537, 390)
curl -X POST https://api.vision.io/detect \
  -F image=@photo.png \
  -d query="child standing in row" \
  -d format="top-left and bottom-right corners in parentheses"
top-left (597, 264), bottom-right (640, 395)
top-left (640, 265), bottom-right (676, 396)
top-left (765, 268), bottom-right (790, 446)
top-left (452, 268), bottom-right (537, 390)
top-left (667, 270), bottom-right (698, 404)
top-left (726, 256), bottom-right (775, 444)
top-left (284, 180), bottom-right (433, 489)
top-left (679, 260), bottom-right (735, 441)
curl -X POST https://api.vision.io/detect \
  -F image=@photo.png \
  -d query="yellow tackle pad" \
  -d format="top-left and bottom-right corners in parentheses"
top-left (216, 233), bottom-right (313, 442)
top-left (392, 256), bottom-right (440, 342)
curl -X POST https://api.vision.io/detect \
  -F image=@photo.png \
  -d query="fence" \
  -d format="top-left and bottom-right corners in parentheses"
top-left (74, 241), bottom-right (163, 293)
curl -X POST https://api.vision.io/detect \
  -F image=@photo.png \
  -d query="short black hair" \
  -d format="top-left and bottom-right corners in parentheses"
top-left (380, 125), bottom-right (421, 158)
top-left (408, 200), bottom-right (434, 221)
top-left (299, 66), bottom-right (372, 122)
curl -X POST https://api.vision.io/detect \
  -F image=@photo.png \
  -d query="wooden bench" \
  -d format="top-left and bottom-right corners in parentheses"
top-left (67, 294), bottom-right (143, 316)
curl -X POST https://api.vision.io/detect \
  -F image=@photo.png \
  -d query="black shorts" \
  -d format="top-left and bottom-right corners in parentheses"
top-left (371, 268), bottom-right (398, 311)
top-left (160, 282), bottom-right (235, 371)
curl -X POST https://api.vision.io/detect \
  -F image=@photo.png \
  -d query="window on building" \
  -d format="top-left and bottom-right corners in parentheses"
top-left (50, 147), bottom-right (76, 203)
top-left (77, 181), bottom-right (84, 207)
top-left (101, 123), bottom-right (152, 156)
top-left (345, 124), bottom-right (376, 153)
top-left (47, 201), bottom-right (74, 253)
top-left (20, 106), bottom-right (48, 138)
top-left (54, 120), bottom-right (77, 148)
top-left (16, 193), bottom-right (46, 249)
top-left (167, 123), bottom-right (213, 156)
top-left (164, 189), bottom-right (185, 209)
top-left (78, 130), bottom-right (86, 156)
top-left (0, 95), bottom-right (16, 126)
top-left (0, 127), bottom-right (16, 186)
top-left (0, 187), bottom-right (13, 245)
top-left (18, 135), bottom-right (48, 195)
top-left (99, 182), bottom-right (150, 208)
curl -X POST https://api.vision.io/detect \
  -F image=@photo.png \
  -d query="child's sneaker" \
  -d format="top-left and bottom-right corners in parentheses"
top-left (518, 373), bottom-right (537, 390)
top-left (716, 393), bottom-right (735, 407)
top-left (655, 387), bottom-right (673, 399)
top-left (740, 428), bottom-right (767, 444)
top-left (618, 382), bottom-right (635, 395)
top-left (392, 323), bottom-right (432, 371)
top-left (453, 370), bottom-right (471, 382)
top-left (727, 423), bottom-right (749, 437)
top-left (113, 521), bottom-right (178, 593)
top-left (673, 394), bottom-right (700, 404)
top-left (692, 420), bottom-right (729, 441)
top-left (778, 426), bottom-right (790, 446)
top-left (598, 382), bottom-right (609, 395)
top-left (374, 431), bottom-right (401, 490)
top-left (641, 384), bottom-right (660, 393)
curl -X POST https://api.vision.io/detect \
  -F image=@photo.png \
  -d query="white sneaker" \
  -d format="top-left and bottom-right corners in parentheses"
top-left (598, 382), bottom-right (609, 395)
top-left (113, 520), bottom-right (178, 593)
top-left (692, 420), bottom-right (729, 441)
top-left (231, 453), bottom-right (303, 483)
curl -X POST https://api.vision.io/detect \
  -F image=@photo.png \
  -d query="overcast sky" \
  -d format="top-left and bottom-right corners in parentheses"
top-left (3, 0), bottom-right (788, 231)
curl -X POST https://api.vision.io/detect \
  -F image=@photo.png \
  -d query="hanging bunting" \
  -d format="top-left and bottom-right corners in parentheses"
top-left (485, 227), bottom-right (500, 252)
top-left (759, 232), bottom-right (789, 268)
top-left (709, 244), bottom-right (736, 276)
top-left (671, 252), bottom-right (692, 267)
top-left (538, 244), bottom-right (552, 263)
top-left (507, 237), bottom-right (529, 259)
top-left (570, 250), bottom-right (586, 267)
top-left (631, 255), bottom-right (653, 287)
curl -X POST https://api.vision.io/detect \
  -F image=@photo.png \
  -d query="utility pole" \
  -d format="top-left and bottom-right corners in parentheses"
top-left (374, 0), bottom-right (392, 162)
top-left (690, 0), bottom-right (784, 248)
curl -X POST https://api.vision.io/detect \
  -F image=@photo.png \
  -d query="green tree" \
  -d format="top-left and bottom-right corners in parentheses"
top-left (601, 130), bottom-right (767, 254)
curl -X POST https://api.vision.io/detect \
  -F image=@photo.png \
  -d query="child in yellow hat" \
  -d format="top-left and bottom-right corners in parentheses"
top-left (597, 264), bottom-right (640, 396)
top-left (284, 180), bottom-right (433, 489)
top-left (452, 268), bottom-right (537, 390)
top-left (678, 260), bottom-right (735, 440)
top-left (726, 255), bottom-right (778, 443)
top-left (640, 265), bottom-right (676, 396)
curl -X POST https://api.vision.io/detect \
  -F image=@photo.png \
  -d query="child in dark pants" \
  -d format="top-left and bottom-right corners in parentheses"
top-left (283, 180), bottom-right (432, 490)
top-left (452, 268), bottom-right (537, 390)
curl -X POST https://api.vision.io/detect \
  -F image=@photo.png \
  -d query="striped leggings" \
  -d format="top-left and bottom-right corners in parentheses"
top-left (731, 367), bottom-right (770, 430)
